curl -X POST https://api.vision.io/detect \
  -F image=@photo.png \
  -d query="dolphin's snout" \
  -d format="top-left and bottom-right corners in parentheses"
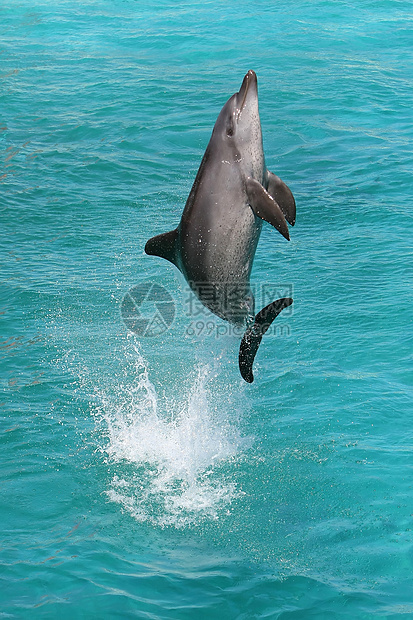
top-left (238, 70), bottom-right (258, 116)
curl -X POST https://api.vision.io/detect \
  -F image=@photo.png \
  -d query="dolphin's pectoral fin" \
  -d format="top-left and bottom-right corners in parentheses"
top-left (145, 229), bottom-right (180, 269)
top-left (239, 297), bottom-right (293, 383)
top-left (266, 171), bottom-right (296, 226)
top-left (246, 177), bottom-right (290, 240)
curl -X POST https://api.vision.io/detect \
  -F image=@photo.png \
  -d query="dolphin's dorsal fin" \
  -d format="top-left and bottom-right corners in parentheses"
top-left (246, 177), bottom-right (290, 240)
top-left (239, 297), bottom-right (293, 383)
top-left (266, 171), bottom-right (296, 226)
top-left (145, 229), bottom-right (180, 269)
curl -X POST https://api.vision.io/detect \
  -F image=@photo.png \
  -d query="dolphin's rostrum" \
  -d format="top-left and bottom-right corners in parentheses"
top-left (145, 70), bottom-right (295, 382)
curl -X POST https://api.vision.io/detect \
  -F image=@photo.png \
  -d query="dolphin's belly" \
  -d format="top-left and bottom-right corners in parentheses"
top-left (179, 200), bottom-right (262, 324)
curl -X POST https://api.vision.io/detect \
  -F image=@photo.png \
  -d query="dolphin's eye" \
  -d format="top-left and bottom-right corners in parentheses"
top-left (226, 117), bottom-right (234, 137)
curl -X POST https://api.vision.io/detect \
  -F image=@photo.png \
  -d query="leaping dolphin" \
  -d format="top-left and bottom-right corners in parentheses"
top-left (145, 70), bottom-right (295, 382)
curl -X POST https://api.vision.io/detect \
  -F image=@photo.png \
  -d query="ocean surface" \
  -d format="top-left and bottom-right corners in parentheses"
top-left (1, 1), bottom-right (412, 617)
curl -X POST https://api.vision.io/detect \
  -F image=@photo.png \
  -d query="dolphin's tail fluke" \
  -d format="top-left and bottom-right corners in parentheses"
top-left (239, 298), bottom-right (293, 383)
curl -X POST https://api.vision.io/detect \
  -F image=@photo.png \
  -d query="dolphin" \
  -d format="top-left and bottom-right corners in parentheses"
top-left (145, 70), bottom-right (295, 382)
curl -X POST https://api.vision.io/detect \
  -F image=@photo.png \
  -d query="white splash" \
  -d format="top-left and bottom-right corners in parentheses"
top-left (94, 345), bottom-right (249, 528)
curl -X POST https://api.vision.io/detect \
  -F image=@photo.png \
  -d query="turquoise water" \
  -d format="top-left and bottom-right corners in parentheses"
top-left (1, 0), bottom-right (412, 617)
